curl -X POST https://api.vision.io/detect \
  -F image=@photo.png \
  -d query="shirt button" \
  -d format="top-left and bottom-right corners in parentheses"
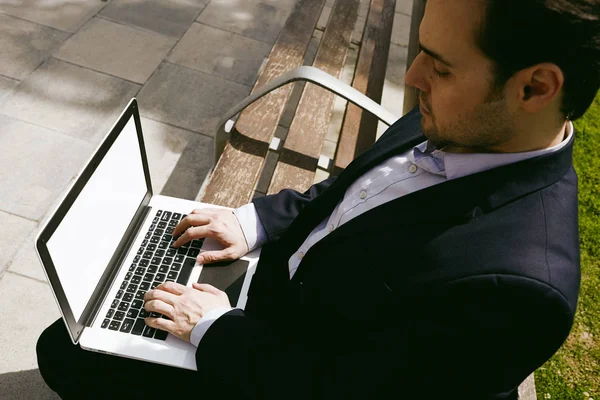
top-left (297, 251), bottom-right (304, 260)
top-left (359, 190), bottom-right (367, 199)
top-left (408, 164), bottom-right (418, 174)
top-left (328, 224), bottom-right (335, 232)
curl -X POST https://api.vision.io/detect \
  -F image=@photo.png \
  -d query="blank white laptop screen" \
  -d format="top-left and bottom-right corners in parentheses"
top-left (46, 117), bottom-right (147, 321)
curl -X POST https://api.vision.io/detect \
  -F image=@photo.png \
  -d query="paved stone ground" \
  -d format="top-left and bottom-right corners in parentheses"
top-left (0, 0), bottom-right (412, 398)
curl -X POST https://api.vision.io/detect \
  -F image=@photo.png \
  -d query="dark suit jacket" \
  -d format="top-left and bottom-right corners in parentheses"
top-left (195, 109), bottom-right (580, 400)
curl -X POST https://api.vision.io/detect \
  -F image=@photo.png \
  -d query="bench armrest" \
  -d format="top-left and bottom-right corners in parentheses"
top-left (214, 66), bottom-right (399, 162)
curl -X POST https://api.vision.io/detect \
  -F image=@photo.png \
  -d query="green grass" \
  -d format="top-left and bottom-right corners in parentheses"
top-left (534, 91), bottom-right (600, 400)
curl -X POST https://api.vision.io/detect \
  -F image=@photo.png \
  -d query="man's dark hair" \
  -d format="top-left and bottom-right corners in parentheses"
top-left (478, 0), bottom-right (600, 120)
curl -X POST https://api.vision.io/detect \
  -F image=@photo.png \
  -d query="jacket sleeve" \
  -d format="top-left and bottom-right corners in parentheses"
top-left (251, 176), bottom-right (336, 242)
top-left (193, 275), bottom-right (574, 399)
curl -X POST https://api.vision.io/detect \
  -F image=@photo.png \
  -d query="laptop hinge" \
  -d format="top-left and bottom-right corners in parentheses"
top-left (80, 201), bottom-right (153, 329)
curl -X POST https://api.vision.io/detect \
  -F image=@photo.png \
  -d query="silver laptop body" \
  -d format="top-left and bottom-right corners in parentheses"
top-left (35, 98), bottom-right (259, 370)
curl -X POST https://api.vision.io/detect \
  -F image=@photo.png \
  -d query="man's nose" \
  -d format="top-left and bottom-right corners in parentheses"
top-left (405, 52), bottom-right (430, 93)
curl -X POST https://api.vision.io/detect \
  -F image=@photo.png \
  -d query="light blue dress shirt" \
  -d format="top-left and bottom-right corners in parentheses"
top-left (190, 122), bottom-right (573, 346)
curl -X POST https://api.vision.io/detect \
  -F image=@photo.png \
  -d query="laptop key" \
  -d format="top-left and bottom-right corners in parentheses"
top-left (158, 265), bottom-right (169, 273)
top-left (190, 239), bottom-right (204, 249)
top-left (143, 251), bottom-right (153, 259)
top-left (123, 293), bottom-right (134, 302)
top-left (141, 239), bottom-right (148, 247)
top-left (118, 302), bottom-right (130, 312)
top-left (188, 248), bottom-right (200, 258)
top-left (114, 311), bottom-right (125, 321)
top-left (150, 236), bottom-right (160, 244)
top-left (101, 319), bottom-right (110, 329)
top-left (140, 282), bottom-right (150, 291)
top-left (109, 321), bottom-right (120, 331)
top-left (176, 258), bottom-right (196, 285)
top-left (125, 272), bottom-right (132, 280)
top-left (165, 227), bottom-right (174, 235)
top-left (111, 299), bottom-right (119, 308)
top-left (139, 308), bottom-right (150, 318)
top-left (139, 259), bottom-right (149, 267)
top-left (177, 247), bottom-right (187, 255)
top-left (149, 224), bottom-right (156, 232)
top-left (120, 318), bottom-right (135, 333)
top-left (162, 257), bottom-right (173, 265)
top-left (106, 309), bottom-right (115, 318)
top-left (134, 255), bottom-right (141, 263)
top-left (166, 249), bottom-right (177, 257)
top-left (120, 281), bottom-right (127, 290)
top-left (135, 291), bottom-right (146, 300)
top-left (115, 290), bottom-right (123, 299)
top-left (174, 255), bottom-right (185, 263)
top-left (171, 263), bottom-right (181, 271)
top-left (161, 211), bottom-right (171, 221)
top-left (145, 232), bottom-right (151, 240)
top-left (155, 273), bottom-right (166, 282)
top-left (154, 229), bottom-right (164, 236)
top-left (127, 284), bottom-right (138, 293)
top-left (154, 329), bottom-right (168, 341)
top-left (147, 265), bottom-right (158, 273)
top-left (151, 282), bottom-right (160, 289)
top-left (127, 309), bottom-right (139, 319)
top-left (132, 318), bottom-right (145, 335)
top-left (134, 268), bottom-right (145, 276)
top-left (128, 264), bottom-right (136, 272)
top-left (131, 300), bottom-right (143, 309)
top-left (158, 221), bottom-right (167, 229)
top-left (132, 275), bottom-right (142, 284)
top-left (151, 257), bottom-right (161, 265)
top-left (144, 273), bottom-right (155, 282)
top-left (158, 241), bottom-right (168, 249)
top-left (167, 271), bottom-right (178, 280)
top-left (143, 326), bottom-right (156, 338)
top-left (156, 210), bottom-right (162, 217)
top-left (155, 249), bottom-right (166, 257)
top-left (147, 243), bottom-right (156, 251)
top-left (137, 247), bottom-right (143, 255)
top-left (153, 217), bottom-right (159, 224)
top-left (163, 234), bottom-right (173, 242)
top-left (172, 213), bottom-right (182, 220)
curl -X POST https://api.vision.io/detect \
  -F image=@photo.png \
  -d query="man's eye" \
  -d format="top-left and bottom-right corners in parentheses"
top-left (433, 67), bottom-right (450, 77)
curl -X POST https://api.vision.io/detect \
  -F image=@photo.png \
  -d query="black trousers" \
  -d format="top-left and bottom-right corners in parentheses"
top-left (37, 319), bottom-right (200, 399)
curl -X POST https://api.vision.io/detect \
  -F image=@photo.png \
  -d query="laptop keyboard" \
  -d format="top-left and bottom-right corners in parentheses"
top-left (100, 209), bottom-right (203, 340)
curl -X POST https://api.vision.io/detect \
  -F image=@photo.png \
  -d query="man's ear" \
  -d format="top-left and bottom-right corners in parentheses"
top-left (514, 63), bottom-right (564, 113)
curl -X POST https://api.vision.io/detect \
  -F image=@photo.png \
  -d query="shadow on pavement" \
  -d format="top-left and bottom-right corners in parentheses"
top-left (0, 368), bottom-right (60, 400)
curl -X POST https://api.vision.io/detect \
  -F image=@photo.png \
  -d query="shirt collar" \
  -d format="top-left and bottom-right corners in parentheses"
top-left (409, 121), bottom-right (574, 180)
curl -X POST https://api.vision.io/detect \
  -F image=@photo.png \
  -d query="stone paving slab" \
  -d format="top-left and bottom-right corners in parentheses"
top-left (140, 117), bottom-right (203, 194)
top-left (0, 14), bottom-right (70, 81)
top-left (100, 0), bottom-right (209, 38)
top-left (0, 211), bottom-right (37, 272)
top-left (0, 76), bottom-right (19, 104)
top-left (161, 132), bottom-right (214, 200)
top-left (55, 18), bottom-right (177, 84)
top-left (0, 58), bottom-right (141, 142)
top-left (7, 229), bottom-right (45, 283)
top-left (0, 273), bottom-right (61, 374)
top-left (0, 0), bottom-right (105, 33)
top-left (168, 23), bottom-right (271, 86)
top-left (0, 116), bottom-right (95, 221)
top-left (196, 0), bottom-right (295, 44)
top-left (0, 368), bottom-right (60, 400)
top-left (137, 62), bottom-right (251, 136)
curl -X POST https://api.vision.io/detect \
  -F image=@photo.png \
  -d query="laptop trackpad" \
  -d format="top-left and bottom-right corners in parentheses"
top-left (197, 259), bottom-right (249, 306)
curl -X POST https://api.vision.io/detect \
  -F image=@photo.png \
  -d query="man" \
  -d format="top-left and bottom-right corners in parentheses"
top-left (37, 0), bottom-right (599, 398)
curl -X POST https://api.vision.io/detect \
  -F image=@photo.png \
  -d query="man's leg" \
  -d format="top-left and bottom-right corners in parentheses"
top-left (37, 319), bottom-right (199, 399)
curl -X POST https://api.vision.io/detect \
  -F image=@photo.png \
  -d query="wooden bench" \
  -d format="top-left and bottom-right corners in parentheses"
top-left (198, 0), bottom-right (398, 207)
top-left (197, 0), bottom-right (537, 398)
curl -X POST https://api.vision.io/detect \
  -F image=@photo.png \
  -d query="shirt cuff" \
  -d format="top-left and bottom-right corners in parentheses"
top-left (233, 203), bottom-right (268, 251)
top-left (190, 306), bottom-right (234, 347)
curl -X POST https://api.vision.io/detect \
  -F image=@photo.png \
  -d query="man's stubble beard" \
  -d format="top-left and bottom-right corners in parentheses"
top-left (419, 90), bottom-right (518, 152)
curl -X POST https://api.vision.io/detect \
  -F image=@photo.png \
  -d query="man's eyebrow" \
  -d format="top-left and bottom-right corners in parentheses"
top-left (419, 43), bottom-right (454, 67)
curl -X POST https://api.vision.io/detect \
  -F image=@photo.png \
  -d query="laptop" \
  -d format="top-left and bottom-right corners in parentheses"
top-left (35, 98), bottom-right (260, 370)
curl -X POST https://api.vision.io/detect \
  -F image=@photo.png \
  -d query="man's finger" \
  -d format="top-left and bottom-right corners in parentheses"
top-left (192, 282), bottom-right (222, 295)
top-left (145, 317), bottom-right (176, 334)
top-left (197, 248), bottom-right (235, 264)
top-left (156, 281), bottom-right (187, 295)
top-left (144, 288), bottom-right (178, 305)
top-left (173, 225), bottom-right (210, 248)
top-left (172, 214), bottom-right (210, 239)
top-left (144, 299), bottom-right (175, 319)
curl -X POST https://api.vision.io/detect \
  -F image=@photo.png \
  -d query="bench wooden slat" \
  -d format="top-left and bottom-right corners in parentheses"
top-left (334, 0), bottom-right (396, 172)
top-left (267, 0), bottom-right (360, 195)
top-left (200, 0), bottom-right (326, 208)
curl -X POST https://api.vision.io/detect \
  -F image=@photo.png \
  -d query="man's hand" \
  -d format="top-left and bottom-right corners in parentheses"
top-left (143, 281), bottom-right (231, 343)
top-left (172, 208), bottom-right (248, 264)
